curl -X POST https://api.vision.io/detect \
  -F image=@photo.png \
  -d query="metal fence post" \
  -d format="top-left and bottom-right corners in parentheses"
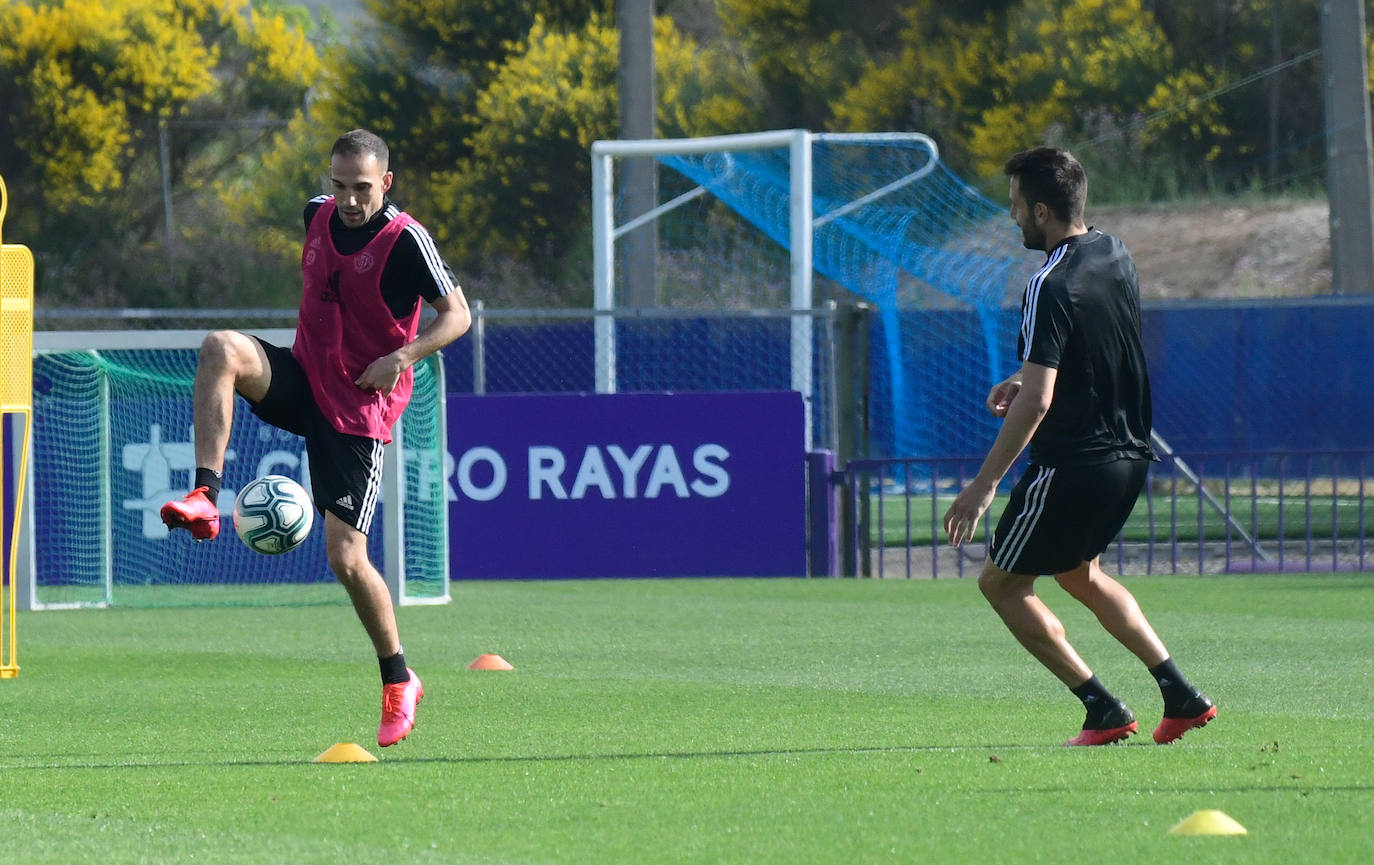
top-left (807, 449), bottom-right (839, 576)
top-left (472, 299), bottom-right (485, 395)
top-left (834, 303), bottom-right (871, 576)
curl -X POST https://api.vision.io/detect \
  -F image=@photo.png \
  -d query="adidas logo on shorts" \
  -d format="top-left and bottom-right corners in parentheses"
top-left (335, 494), bottom-right (355, 511)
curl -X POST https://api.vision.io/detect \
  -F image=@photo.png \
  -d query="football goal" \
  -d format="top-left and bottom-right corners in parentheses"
top-left (17, 330), bottom-right (449, 609)
top-left (591, 129), bottom-right (1032, 458)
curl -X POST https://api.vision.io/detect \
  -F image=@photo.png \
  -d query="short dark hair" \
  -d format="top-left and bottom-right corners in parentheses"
top-left (331, 129), bottom-right (389, 170)
top-left (1003, 147), bottom-right (1086, 224)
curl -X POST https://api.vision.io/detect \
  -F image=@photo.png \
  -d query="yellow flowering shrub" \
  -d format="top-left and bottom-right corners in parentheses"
top-left (1, 0), bottom-right (318, 210)
top-left (438, 13), bottom-right (732, 270)
top-left (834, 0), bottom-right (1217, 181)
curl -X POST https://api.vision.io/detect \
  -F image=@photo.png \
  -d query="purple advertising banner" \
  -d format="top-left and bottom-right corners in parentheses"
top-left (446, 391), bottom-right (805, 579)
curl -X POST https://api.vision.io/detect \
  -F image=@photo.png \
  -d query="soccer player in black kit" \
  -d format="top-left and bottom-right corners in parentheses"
top-left (943, 147), bottom-right (1216, 746)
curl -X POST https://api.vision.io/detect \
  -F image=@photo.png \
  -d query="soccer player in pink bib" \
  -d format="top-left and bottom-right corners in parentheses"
top-left (162, 129), bottom-right (471, 746)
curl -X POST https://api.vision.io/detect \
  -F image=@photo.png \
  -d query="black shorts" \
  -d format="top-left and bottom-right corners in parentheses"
top-left (244, 338), bottom-right (384, 535)
top-left (990, 458), bottom-right (1149, 576)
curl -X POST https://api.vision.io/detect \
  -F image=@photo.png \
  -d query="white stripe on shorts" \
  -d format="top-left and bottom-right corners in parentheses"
top-left (356, 438), bottom-right (385, 535)
top-left (993, 465), bottom-right (1056, 572)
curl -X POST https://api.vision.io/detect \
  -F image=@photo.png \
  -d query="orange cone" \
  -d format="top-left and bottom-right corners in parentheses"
top-left (467, 653), bottom-right (514, 671)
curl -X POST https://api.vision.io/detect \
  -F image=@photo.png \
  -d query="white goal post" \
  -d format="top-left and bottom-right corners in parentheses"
top-left (591, 129), bottom-right (940, 451)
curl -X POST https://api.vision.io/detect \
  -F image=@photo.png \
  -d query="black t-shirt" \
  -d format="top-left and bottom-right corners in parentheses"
top-left (1017, 229), bottom-right (1155, 467)
top-left (303, 196), bottom-right (457, 318)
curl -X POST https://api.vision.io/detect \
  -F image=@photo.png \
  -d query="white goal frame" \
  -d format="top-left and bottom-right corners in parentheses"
top-left (591, 129), bottom-right (940, 451)
top-left (17, 329), bottom-right (449, 610)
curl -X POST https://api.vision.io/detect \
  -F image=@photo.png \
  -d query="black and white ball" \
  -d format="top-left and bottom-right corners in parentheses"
top-left (232, 475), bottom-right (314, 555)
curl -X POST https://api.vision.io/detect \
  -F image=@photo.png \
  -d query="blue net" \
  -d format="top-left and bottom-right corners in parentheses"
top-left (659, 135), bottom-right (1040, 457)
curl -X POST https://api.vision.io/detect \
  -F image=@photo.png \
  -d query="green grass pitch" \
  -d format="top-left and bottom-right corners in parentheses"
top-left (2, 574), bottom-right (1371, 864)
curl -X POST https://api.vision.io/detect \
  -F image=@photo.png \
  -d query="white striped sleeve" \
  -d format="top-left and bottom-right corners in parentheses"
top-left (1019, 245), bottom-right (1067, 362)
top-left (403, 222), bottom-right (456, 297)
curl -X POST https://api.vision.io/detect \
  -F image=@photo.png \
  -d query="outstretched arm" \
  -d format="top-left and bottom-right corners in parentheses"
top-left (943, 361), bottom-right (1056, 546)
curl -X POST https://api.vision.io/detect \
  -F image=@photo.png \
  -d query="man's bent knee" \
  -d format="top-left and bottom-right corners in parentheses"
top-left (200, 331), bottom-right (269, 400)
top-left (324, 515), bottom-right (374, 585)
top-left (328, 547), bottom-right (373, 587)
top-left (200, 331), bottom-right (252, 375)
top-left (200, 330), bottom-right (245, 364)
top-left (978, 564), bottom-right (1035, 607)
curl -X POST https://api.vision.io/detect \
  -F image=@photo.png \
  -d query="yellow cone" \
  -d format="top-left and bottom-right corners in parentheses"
top-left (313, 742), bottom-right (378, 763)
top-left (1168, 810), bottom-right (1247, 836)
top-left (468, 653), bottom-right (514, 671)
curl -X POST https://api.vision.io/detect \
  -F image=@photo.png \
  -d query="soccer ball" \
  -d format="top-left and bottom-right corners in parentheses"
top-left (232, 475), bottom-right (314, 555)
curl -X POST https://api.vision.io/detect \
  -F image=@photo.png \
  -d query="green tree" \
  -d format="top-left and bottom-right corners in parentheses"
top-left (313, 0), bottom-right (598, 201)
top-left (0, 0), bottom-right (321, 306)
top-left (437, 12), bottom-right (749, 298)
top-left (1144, 0), bottom-right (1328, 192)
top-left (831, 1), bottom-right (1006, 169)
top-left (713, 0), bottom-right (907, 131)
top-left (835, 0), bottom-right (1227, 199)
top-left (218, 1), bottom-right (607, 304)
top-left (231, 9), bottom-right (751, 305)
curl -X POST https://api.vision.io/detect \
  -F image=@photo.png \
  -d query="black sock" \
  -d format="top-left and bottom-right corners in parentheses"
top-left (194, 468), bottom-right (222, 505)
top-left (1070, 675), bottom-right (1132, 729)
top-left (379, 651), bottom-right (409, 685)
top-left (1150, 657), bottom-right (1208, 716)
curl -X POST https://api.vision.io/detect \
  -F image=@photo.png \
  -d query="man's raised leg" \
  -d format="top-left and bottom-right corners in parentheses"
top-left (161, 331), bottom-right (272, 540)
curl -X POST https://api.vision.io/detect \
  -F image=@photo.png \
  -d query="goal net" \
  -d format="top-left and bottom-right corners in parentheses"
top-left (22, 330), bottom-right (449, 608)
top-left (592, 130), bottom-right (1036, 458)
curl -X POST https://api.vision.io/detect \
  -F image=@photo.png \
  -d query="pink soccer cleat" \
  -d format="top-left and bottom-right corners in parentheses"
top-left (160, 487), bottom-right (220, 541)
top-left (1154, 698), bottom-right (1218, 745)
top-left (378, 668), bottom-right (423, 747)
top-left (1065, 700), bottom-right (1137, 746)
top-left (1065, 721), bottom-right (1138, 747)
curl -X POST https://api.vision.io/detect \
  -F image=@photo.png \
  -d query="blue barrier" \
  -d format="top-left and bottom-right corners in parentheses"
top-left (442, 299), bottom-right (1374, 457)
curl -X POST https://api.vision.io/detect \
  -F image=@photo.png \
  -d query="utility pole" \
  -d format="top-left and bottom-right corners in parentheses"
top-left (618, 1), bottom-right (657, 307)
top-left (1268, 0), bottom-right (1280, 184)
top-left (158, 118), bottom-right (176, 288)
top-left (1320, 0), bottom-right (1374, 294)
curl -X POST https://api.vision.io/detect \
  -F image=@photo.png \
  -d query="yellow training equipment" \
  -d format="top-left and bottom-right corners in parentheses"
top-left (0, 174), bottom-right (34, 679)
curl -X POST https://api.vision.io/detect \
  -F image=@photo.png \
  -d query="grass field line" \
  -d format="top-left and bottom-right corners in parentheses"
top-left (4, 737), bottom-right (1370, 772)
top-left (1251, 496), bottom-right (1364, 507)
top-left (0, 743), bottom-right (1122, 772)
top-left (6, 758), bottom-right (1371, 800)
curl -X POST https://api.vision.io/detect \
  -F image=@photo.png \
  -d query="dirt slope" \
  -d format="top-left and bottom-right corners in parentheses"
top-left (1092, 200), bottom-right (1332, 300)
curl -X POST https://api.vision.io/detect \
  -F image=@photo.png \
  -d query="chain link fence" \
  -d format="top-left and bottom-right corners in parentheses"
top-left (36, 303), bottom-right (868, 454)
